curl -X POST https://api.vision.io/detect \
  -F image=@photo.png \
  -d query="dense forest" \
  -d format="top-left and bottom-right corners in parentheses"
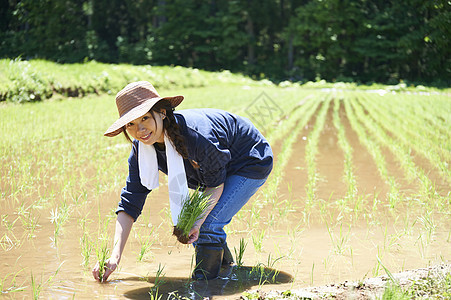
top-left (1, 0), bottom-right (450, 86)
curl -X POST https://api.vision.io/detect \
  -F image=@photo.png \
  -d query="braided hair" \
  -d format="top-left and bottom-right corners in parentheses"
top-left (122, 99), bottom-right (191, 161)
top-left (152, 99), bottom-right (189, 159)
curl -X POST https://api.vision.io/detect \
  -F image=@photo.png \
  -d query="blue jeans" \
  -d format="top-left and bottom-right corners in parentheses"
top-left (196, 175), bottom-right (267, 245)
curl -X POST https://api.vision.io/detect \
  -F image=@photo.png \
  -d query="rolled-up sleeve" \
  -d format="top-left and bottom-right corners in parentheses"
top-left (116, 145), bottom-right (151, 221)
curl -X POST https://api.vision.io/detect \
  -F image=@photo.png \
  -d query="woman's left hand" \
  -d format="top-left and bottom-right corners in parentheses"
top-left (186, 226), bottom-right (200, 244)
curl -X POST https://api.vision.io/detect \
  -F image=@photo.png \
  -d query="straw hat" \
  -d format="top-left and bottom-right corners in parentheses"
top-left (104, 81), bottom-right (184, 137)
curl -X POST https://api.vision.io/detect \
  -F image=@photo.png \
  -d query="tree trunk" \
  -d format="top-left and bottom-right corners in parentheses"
top-left (157, 0), bottom-right (166, 27)
top-left (246, 16), bottom-right (255, 65)
top-left (287, 34), bottom-right (294, 70)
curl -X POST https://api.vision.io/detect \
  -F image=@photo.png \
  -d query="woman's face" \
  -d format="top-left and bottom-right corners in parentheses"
top-left (125, 110), bottom-right (166, 145)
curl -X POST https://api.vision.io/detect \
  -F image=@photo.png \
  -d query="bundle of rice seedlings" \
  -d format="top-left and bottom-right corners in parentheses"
top-left (173, 186), bottom-right (210, 244)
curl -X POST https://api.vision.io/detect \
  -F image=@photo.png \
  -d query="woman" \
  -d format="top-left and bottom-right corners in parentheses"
top-left (92, 81), bottom-right (273, 282)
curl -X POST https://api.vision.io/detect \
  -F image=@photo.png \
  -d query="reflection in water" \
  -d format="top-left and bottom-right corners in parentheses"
top-left (123, 266), bottom-right (293, 299)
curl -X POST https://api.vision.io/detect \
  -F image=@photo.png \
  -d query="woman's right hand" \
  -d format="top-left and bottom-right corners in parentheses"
top-left (92, 257), bottom-right (119, 282)
top-left (92, 212), bottom-right (134, 282)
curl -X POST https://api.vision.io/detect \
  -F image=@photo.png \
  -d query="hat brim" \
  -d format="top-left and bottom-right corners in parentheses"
top-left (104, 95), bottom-right (184, 137)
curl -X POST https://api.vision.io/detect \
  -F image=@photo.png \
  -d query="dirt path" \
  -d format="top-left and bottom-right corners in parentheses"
top-left (242, 264), bottom-right (451, 299)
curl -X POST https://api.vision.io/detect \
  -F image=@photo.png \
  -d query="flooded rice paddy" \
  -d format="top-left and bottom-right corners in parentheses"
top-left (1, 87), bottom-right (450, 299)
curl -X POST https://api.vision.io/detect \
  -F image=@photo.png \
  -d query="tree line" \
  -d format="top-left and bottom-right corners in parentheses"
top-left (1, 0), bottom-right (450, 86)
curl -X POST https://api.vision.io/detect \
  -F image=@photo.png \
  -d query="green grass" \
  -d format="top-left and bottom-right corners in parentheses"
top-left (0, 59), bottom-right (266, 103)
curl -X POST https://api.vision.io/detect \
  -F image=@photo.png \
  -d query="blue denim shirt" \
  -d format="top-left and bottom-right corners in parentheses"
top-left (116, 108), bottom-right (273, 220)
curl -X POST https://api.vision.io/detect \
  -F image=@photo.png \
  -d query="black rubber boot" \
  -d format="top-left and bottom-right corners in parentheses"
top-left (222, 243), bottom-right (234, 266)
top-left (193, 243), bottom-right (224, 280)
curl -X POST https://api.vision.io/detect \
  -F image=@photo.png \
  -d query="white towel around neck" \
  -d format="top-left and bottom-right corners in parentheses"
top-left (138, 134), bottom-right (188, 225)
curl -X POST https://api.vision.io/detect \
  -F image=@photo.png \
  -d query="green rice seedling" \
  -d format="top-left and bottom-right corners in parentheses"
top-left (252, 259), bottom-right (281, 286)
top-left (149, 264), bottom-right (166, 300)
top-left (234, 238), bottom-right (248, 268)
top-left (378, 94), bottom-right (449, 162)
top-left (79, 217), bottom-right (92, 268)
top-left (416, 233), bottom-right (429, 259)
top-left (310, 262), bottom-right (315, 285)
top-left (325, 221), bottom-right (350, 255)
top-left (95, 235), bottom-right (110, 283)
top-left (249, 202), bottom-right (261, 228)
top-left (332, 98), bottom-right (357, 206)
top-left (372, 246), bottom-right (387, 277)
top-left (136, 227), bottom-right (156, 261)
top-left (344, 98), bottom-right (402, 208)
top-left (263, 94), bottom-right (318, 145)
top-left (287, 225), bottom-right (304, 258)
top-left (400, 213), bottom-right (414, 236)
top-left (377, 255), bottom-right (399, 287)
top-left (159, 207), bottom-right (172, 227)
top-left (153, 264), bottom-right (166, 288)
top-left (256, 96), bottom-right (322, 210)
top-left (173, 186), bottom-right (210, 244)
top-left (352, 195), bottom-right (367, 221)
top-left (49, 201), bottom-right (71, 241)
top-left (251, 229), bottom-right (265, 253)
top-left (0, 269), bottom-right (25, 294)
top-left (149, 289), bottom-right (162, 300)
top-left (30, 273), bottom-right (40, 300)
top-left (266, 253), bottom-right (283, 270)
top-left (20, 212), bottom-right (40, 239)
top-left (317, 198), bottom-right (329, 223)
top-left (351, 97), bottom-right (437, 202)
top-left (94, 209), bottom-right (112, 282)
top-left (31, 263), bottom-right (63, 299)
top-left (415, 212), bottom-right (437, 259)
top-left (16, 203), bottom-right (30, 217)
top-left (80, 231), bottom-right (92, 268)
top-left (447, 228), bottom-right (450, 243)
top-left (360, 95), bottom-right (450, 183)
top-left (1, 214), bottom-right (19, 233)
top-left (304, 97), bottom-right (331, 206)
top-left (188, 253), bottom-right (198, 282)
top-left (417, 210), bottom-right (436, 245)
top-left (382, 225), bottom-right (404, 253)
top-left (71, 190), bottom-right (88, 207)
top-left (275, 184), bottom-right (296, 219)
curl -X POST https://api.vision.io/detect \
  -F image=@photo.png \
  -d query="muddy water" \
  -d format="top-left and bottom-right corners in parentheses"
top-left (1, 99), bottom-right (450, 299)
top-left (338, 102), bottom-right (391, 198)
top-left (315, 102), bottom-right (347, 201)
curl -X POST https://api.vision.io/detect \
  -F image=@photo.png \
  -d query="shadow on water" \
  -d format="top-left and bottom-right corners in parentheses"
top-left (122, 265), bottom-right (293, 299)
